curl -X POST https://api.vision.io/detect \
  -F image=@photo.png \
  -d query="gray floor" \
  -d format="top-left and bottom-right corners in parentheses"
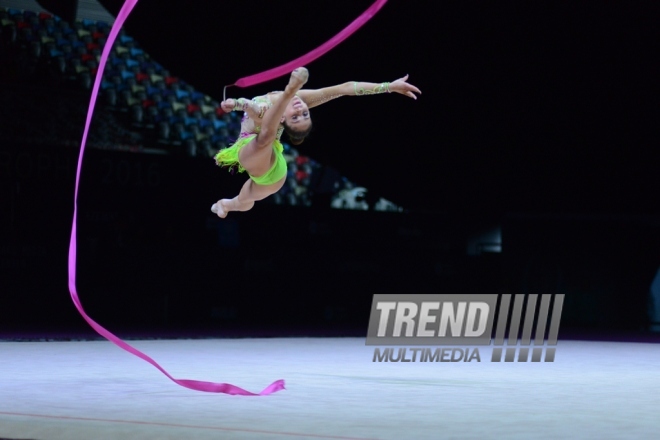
top-left (1, 337), bottom-right (659, 439)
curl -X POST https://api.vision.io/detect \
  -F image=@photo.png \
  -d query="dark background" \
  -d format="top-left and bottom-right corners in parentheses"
top-left (1, 0), bottom-right (659, 339)
top-left (93, 0), bottom-right (659, 216)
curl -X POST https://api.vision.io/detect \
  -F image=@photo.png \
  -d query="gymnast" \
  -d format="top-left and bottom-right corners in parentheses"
top-left (211, 67), bottom-right (421, 218)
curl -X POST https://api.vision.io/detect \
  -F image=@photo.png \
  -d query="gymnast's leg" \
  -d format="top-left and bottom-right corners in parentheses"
top-left (212, 177), bottom-right (285, 218)
top-left (239, 67), bottom-right (309, 172)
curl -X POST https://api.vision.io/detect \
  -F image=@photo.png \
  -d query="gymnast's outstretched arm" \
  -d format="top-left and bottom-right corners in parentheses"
top-left (297, 74), bottom-right (421, 108)
top-left (221, 97), bottom-right (268, 120)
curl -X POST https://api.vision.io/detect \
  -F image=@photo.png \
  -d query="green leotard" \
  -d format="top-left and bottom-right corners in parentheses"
top-left (214, 95), bottom-right (287, 186)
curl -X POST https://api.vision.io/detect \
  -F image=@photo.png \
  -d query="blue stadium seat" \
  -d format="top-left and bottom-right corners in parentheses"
top-left (101, 79), bottom-right (115, 90)
top-left (205, 114), bottom-right (224, 130)
top-left (146, 85), bottom-right (161, 96)
top-left (172, 123), bottom-right (191, 141)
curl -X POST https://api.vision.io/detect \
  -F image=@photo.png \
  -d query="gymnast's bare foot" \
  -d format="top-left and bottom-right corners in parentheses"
top-left (211, 200), bottom-right (231, 218)
top-left (287, 67), bottom-right (309, 92)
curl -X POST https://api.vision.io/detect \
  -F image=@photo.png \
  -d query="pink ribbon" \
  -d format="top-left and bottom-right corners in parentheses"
top-left (70, 0), bottom-right (387, 395)
top-left (232, 0), bottom-right (388, 87)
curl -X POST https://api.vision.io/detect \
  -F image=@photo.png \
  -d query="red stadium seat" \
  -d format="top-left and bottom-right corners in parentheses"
top-left (295, 171), bottom-right (310, 182)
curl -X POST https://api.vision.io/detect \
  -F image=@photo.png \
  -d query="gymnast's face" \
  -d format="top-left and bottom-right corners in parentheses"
top-left (282, 96), bottom-right (312, 132)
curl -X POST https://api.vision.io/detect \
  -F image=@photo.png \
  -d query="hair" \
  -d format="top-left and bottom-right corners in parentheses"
top-left (283, 120), bottom-right (313, 146)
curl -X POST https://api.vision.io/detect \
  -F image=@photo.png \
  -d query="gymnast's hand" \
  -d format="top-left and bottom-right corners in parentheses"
top-left (221, 99), bottom-right (236, 113)
top-left (389, 74), bottom-right (421, 100)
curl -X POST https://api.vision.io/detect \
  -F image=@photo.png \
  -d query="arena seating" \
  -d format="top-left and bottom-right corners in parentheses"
top-left (0, 6), bottom-right (403, 211)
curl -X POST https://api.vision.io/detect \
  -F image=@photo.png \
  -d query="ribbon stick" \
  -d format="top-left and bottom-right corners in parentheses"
top-left (232, 0), bottom-right (388, 88)
top-left (68, 0), bottom-right (284, 395)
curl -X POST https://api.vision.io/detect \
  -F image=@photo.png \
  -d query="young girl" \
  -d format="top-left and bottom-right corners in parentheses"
top-left (211, 67), bottom-right (420, 218)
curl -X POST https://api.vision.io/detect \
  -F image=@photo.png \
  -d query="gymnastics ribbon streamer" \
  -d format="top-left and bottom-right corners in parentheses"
top-left (68, 0), bottom-right (284, 395)
top-left (232, 0), bottom-right (388, 87)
